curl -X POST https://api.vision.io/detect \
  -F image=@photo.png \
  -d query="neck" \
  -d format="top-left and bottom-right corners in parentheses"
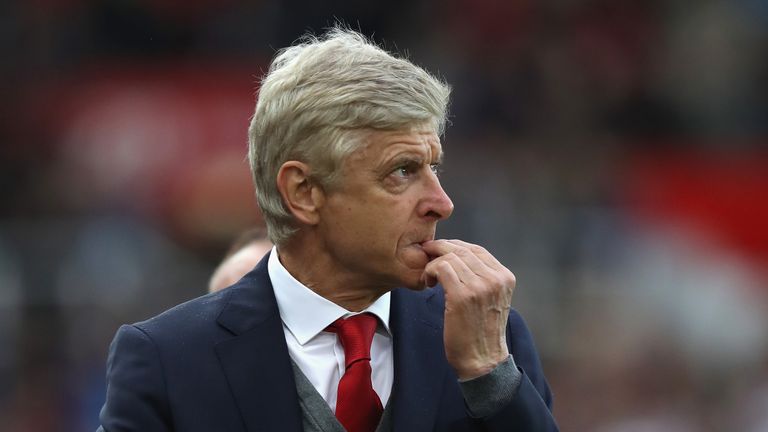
top-left (277, 237), bottom-right (389, 312)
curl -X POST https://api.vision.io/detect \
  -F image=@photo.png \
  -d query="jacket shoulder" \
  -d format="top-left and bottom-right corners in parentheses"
top-left (131, 286), bottom-right (235, 345)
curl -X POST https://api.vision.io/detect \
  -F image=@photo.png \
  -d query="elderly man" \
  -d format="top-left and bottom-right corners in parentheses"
top-left (99, 28), bottom-right (558, 431)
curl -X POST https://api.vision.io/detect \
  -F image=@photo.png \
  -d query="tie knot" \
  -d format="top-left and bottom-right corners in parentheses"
top-left (327, 313), bottom-right (378, 367)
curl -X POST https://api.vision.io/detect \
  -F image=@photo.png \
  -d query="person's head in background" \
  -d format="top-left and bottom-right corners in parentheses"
top-left (208, 227), bottom-right (273, 293)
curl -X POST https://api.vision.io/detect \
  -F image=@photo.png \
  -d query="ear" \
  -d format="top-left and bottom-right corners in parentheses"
top-left (276, 161), bottom-right (324, 226)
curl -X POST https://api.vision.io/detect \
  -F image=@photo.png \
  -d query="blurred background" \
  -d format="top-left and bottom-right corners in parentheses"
top-left (1, 0), bottom-right (767, 430)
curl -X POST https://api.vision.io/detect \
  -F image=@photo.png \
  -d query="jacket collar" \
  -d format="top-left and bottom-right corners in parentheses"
top-left (215, 252), bottom-right (304, 432)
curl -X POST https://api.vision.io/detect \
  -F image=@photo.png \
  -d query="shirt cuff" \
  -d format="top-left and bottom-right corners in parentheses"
top-left (458, 355), bottom-right (522, 418)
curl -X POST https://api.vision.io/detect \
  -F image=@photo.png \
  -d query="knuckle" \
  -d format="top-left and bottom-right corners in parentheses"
top-left (453, 247), bottom-right (471, 258)
top-left (466, 280), bottom-right (485, 293)
top-left (488, 274), bottom-right (505, 290)
top-left (446, 252), bottom-right (463, 263)
top-left (469, 244), bottom-right (487, 255)
top-left (505, 271), bottom-right (516, 287)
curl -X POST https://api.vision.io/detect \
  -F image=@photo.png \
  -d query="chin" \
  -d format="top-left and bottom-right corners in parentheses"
top-left (401, 246), bottom-right (430, 269)
top-left (394, 248), bottom-right (430, 289)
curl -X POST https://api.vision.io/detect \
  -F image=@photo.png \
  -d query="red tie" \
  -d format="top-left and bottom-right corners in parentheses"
top-left (326, 313), bottom-right (383, 432)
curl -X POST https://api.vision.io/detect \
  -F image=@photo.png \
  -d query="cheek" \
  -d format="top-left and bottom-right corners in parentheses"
top-left (331, 208), bottom-right (387, 247)
top-left (328, 192), bottom-right (417, 245)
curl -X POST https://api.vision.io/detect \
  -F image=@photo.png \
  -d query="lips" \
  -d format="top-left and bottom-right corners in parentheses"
top-left (412, 239), bottom-right (438, 261)
top-left (413, 234), bottom-right (435, 245)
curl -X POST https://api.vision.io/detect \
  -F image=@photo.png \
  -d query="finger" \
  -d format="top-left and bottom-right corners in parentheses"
top-left (436, 253), bottom-right (479, 286)
top-left (423, 239), bottom-right (501, 275)
top-left (423, 256), bottom-right (462, 289)
top-left (452, 249), bottom-right (497, 283)
top-left (444, 239), bottom-right (506, 272)
top-left (430, 242), bottom-right (517, 301)
top-left (421, 239), bottom-right (459, 257)
top-left (427, 252), bottom-right (502, 303)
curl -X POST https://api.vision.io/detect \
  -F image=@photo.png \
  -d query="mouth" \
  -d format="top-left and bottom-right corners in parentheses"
top-left (412, 239), bottom-right (429, 250)
top-left (412, 239), bottom-right (437, 261)
top-left (415, 233), bottom-right (435, 245)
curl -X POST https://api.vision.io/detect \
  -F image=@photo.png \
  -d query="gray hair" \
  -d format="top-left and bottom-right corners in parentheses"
top-left (248, 27), bottom-right (451, 245)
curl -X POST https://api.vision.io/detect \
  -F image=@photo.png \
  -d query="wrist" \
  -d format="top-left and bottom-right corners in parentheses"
top-left (455, 352), bottom-right (510, 381)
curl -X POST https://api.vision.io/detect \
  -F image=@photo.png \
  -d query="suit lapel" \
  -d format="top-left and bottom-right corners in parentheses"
top-left (389, 287), bottom-right (450, 432)
top-left (214, 253), bottom-right (303, 432)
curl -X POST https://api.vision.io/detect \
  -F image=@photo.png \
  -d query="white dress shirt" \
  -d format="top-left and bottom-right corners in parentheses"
top-left (268, 247), bottom-right (394, 411)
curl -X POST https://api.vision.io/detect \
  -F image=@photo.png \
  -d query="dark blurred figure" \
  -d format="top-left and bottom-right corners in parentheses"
top-left (208, 227), bottom-right (273, 293)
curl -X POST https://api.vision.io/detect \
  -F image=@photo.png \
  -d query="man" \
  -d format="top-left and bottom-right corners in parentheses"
top-left (99, 28), bottom-right (558, 431)
top-left (208, 228), bottom-right (273, 293)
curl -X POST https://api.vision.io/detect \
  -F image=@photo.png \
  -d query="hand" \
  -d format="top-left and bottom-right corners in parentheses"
top-left (421, 239), bottom-right (516, 380)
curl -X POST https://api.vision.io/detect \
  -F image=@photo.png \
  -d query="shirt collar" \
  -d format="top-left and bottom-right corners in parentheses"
top-left (267, 247), bottom-right (391, 345)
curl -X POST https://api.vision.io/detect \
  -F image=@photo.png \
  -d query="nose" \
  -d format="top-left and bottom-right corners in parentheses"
top-left (420, 173), bottom-right (454, 221)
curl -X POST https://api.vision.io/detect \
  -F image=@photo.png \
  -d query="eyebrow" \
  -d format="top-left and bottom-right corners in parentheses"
top-left (386, 152), bottom-right (440, 168)
top-left (376, 137), bottom-right (444, 168)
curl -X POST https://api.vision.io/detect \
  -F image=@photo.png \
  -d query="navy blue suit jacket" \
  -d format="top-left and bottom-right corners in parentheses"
top-left (99, 253), bottom-right (558, 431)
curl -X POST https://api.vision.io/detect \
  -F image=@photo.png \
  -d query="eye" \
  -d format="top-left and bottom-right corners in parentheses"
top-left (391, 162), bottom-right (417, 178)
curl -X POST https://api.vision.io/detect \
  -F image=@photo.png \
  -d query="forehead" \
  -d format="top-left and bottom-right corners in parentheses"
top-left (350, 127), bottom-right (443, 164)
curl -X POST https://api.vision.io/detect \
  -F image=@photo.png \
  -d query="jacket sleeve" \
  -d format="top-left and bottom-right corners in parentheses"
top-left (465, 310), bottom-right (559, 431)
top-left (98, 324), bottom-right (173, 432)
